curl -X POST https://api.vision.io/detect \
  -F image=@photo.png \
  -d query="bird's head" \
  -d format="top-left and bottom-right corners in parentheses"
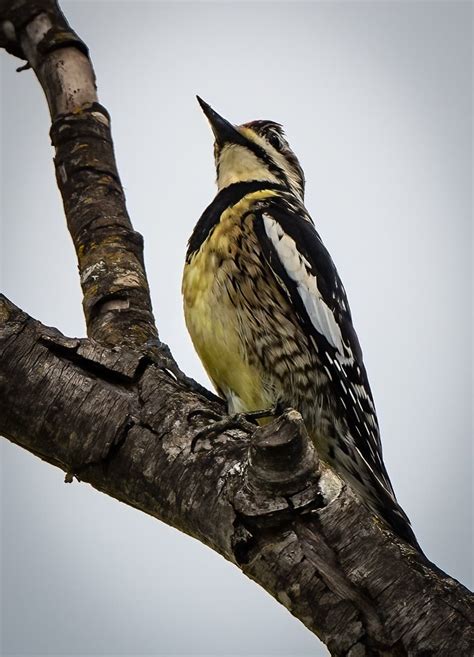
top-left (197, 96), bottom-right (305, 200)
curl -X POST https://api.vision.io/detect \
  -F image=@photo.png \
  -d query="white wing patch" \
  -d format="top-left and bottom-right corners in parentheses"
top-left (263, 213), bottom-right (345, 354)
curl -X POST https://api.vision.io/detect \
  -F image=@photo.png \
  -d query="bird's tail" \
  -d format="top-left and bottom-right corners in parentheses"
top-left (325, 435), bottom-right (423, 552)
top-left (343, 458), bottom-right (422, 553)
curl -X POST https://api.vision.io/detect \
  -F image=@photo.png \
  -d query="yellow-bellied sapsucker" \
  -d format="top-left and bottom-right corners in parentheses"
top-left (182, 97), bottom-right (420, 550)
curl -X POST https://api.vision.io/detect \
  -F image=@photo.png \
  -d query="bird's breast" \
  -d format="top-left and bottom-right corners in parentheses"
top-left (182, 189), bottom-right (324, 417)
top-left (182, 208), bottom-right (273, 411)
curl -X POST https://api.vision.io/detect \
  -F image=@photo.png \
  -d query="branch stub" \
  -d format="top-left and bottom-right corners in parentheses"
top-left (248, 409), bottom-right (319, 495)
top-left (234, 410), bottom-right (321, 518)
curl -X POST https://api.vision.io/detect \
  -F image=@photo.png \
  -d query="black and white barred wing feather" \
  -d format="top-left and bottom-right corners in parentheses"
top-left (254, 198), bottom-right (418, 547)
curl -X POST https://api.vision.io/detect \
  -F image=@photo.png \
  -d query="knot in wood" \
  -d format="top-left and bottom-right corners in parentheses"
top-left (233, 410), bottom-right (321, 520)
top-left (248, 409), bottom-right (319, 497)
top-left (50, 103), bottom-right (111, 148)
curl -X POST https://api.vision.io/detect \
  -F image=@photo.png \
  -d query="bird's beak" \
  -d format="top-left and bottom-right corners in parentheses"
top-left (196, 96), bottom-right (245, 146)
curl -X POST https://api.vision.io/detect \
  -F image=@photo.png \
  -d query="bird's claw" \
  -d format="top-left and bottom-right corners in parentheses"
top-left (189, 404), bottom-right (284, 452)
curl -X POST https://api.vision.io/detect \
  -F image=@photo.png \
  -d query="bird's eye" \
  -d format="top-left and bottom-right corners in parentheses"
top-left (267, 131), bottom-right (283, 151)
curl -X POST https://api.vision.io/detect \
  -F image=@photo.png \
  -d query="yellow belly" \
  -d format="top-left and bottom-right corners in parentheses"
top-left (183, 254), bottom-right (271, 413)
top-left (182, 197), bottom-right (276, 414)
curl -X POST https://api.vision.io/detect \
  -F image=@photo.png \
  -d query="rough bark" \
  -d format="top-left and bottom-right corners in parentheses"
top-left (1, 295), bottom-right (473, 656)
top-left (1, 0), bottom-right (156, 349)
top-left (0, 2), bottom-right (472, 656)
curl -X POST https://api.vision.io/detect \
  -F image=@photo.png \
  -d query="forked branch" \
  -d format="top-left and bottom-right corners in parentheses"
top-left (0, 2), bottom-right (472, 655)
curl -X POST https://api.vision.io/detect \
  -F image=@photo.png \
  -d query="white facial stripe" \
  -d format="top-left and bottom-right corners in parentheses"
top-left (217, 144), bottom-right (280, 190)
top-left (242, 130), bottom-right (303, 197)
top-left (263, 213), bottom-right (344, 353)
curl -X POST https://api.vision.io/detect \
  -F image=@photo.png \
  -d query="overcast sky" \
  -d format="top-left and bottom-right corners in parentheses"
top-left (1, 2), bottom-right (472, 656)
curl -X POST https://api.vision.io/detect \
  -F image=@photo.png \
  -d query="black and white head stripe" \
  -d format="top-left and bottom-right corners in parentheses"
top-left (243, 120), bottom-right (305, 197)
top-left (243, 120), bottom-right (288, 154)
top-left (214, 120), bottom-right (305, 200)
top-left (197, 99), bottom-right (305, 199)
top-left (240, 120), bottom-right (306, 199)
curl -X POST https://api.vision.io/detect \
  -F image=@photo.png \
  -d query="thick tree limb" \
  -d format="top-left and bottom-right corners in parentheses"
top-left (1, 2), bottom-right (473, 656)
top-left (1, 295), bottom-right (473, 656)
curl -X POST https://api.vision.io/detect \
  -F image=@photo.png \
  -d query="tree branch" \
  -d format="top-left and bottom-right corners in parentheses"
top-left (1, 0), bottom-right (156, 349)
top-left (1, 294), bottom-right (472, 656)
top-left (1, 2), bottom-right (473, 656)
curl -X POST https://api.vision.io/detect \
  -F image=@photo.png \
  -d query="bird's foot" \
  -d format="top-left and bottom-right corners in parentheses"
top-left (189, 403), bottom-right (284, 451)
top-left (189, 410), bottom-right (257, 451)
top-left (242, 403), bottom-right (284, 423)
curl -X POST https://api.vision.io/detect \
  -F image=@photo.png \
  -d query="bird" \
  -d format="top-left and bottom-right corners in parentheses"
top-left (182, 96), bottom-right (420, 550)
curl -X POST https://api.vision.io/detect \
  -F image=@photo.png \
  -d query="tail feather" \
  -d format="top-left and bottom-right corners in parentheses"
top-left (331, 437), bottom-right (422, 552)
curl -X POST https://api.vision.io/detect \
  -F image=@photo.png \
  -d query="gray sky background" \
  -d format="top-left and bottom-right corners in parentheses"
top-left (1, 2), bottom-right (472, 656)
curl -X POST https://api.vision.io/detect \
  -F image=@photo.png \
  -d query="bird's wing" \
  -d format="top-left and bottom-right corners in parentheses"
top-left (253, 195), bottom-right (395, 497)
